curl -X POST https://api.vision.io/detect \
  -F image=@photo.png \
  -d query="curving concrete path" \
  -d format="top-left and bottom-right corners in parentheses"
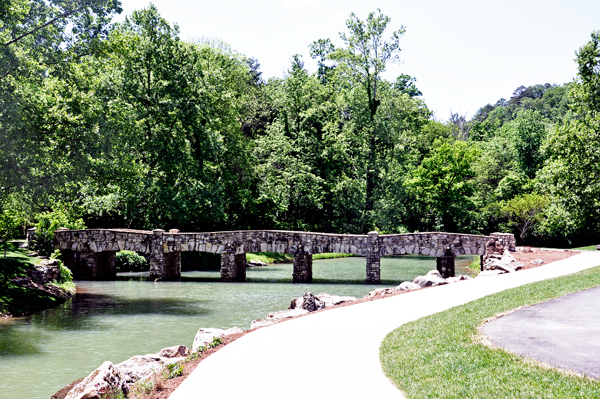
top-left (170, 251), bottom-right (600, 399)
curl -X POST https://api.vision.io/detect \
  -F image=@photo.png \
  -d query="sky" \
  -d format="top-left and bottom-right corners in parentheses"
top-left (115, 0), bottom-right (600, 121)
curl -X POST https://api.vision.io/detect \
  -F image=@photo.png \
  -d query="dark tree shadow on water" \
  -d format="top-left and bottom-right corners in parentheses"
top-left (0, 323), bottom-right (43, 357)
top-left (26, 292), bottom-right (211, 332)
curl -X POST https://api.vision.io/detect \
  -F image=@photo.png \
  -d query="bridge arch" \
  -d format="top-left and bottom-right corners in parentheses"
top-left (53, 228), bottom-right (515, 283)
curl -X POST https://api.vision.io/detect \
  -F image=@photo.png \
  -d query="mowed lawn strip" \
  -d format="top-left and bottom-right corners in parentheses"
top-left (380, 266), bottom-right (600, 399)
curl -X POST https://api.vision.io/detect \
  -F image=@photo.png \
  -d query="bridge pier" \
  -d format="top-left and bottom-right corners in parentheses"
top-left (436, 247), bottom-right (455, 278)
top-left (293, 250), bottom-right (313, 283)
top-left (366, 231), bottom-right (381, 284)
top-left (221, 250), bottom-right (246, 282)
top-left (149, 229), bottom-right (182, 281)
top-left (62, 249), bottom-right (116, 280)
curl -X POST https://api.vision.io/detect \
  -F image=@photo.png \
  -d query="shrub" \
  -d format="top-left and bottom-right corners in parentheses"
top-left (163, 362), bottom-right (185, 379)
top-left (208, 336), bottom-right (223, 348)
top-left (115, 250), bottom-right (148, 272)
top-left (51, 250), bottom-right (73, 283)
top-left (0, 210), bottom-right (22, 257)
top-left (31, 211), bottom-right (85, 256)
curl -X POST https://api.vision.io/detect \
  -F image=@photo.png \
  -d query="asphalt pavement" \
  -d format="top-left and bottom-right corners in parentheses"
top-left (482, 285), bottom-right (600, 379)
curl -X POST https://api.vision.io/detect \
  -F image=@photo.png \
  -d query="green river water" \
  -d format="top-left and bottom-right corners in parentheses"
top-left (0, 255), bottom-right (476, 399)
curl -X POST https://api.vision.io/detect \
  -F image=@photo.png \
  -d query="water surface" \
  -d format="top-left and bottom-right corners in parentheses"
top-left (0, 255), bottom-right (476, 399)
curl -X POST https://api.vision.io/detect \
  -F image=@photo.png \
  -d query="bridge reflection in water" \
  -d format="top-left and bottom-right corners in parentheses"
top-left (52, 228), bottom-right (515, 284)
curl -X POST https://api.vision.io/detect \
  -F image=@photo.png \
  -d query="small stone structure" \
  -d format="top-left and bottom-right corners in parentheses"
top-left (53, 228), bottom-right (513, 284)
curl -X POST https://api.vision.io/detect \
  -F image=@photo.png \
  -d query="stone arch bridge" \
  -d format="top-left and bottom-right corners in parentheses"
top-left (52, 228), bottom-right (515, 284)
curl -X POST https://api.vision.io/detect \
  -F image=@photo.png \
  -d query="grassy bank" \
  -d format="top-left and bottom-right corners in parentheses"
top-left (570, 244), bottom-right (598, 251)
top-left (0, 242), bottom-right (71, 317)
top-left (246, 252), bottom-right (356, 264)
top-left (380, 266), bottom-right (600, 398)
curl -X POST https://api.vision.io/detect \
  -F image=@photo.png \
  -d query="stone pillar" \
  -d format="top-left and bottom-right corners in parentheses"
top-left (149, 229), bottom-right (165, 281)
top-left (490, 232), bottom-right (516, 251)
top-left (293, 250), bottom-right (313, 283)
top-left (436, 247), bottom-right (455, 278)
top-left (221, 249), bottom-right (246, 282)
top-left (26, 228), bottom-right (37, 243)
top-left (366, 231), bottom-right (381, 284)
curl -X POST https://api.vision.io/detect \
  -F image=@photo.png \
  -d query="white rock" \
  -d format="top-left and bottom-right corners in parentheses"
top-left (315, 293), bottom-right (357, 307)
top-left (65, 361), bottom-right (126, 399)
top-left (116, 354), bottom-right (183, 384)
top-left (425, 269), bottom-right (443, 279)
top-left (192, 326), bottom-right (242, 352)
top-left (396, 281), bottom-right (421, 291)
top-left (157, 345), bottom-right (189, 358)
top-left (413, 274), bottom-right (448, 288)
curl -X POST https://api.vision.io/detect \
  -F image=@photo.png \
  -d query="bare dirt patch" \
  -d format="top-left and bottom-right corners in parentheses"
top-left (513, 247), bottom-right (580, 269)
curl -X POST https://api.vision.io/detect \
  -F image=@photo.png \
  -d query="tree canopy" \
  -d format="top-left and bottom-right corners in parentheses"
top-left (1, 5), bottom-right (599, 248)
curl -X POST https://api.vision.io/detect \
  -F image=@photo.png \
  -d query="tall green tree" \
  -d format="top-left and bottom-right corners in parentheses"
top-left (406, 139), bottom-right (480, 232)
top-left (539, 30), bottom-right (600, 240)
top-left (315, 10), bottom-right (405, 231)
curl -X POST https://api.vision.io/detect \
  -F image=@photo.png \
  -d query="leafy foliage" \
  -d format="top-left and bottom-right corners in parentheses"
top-left (500, 194), bottom-right (550, 243)
top-left (115, 250), bottom-right (148, 273)
top-left (31, 211), bottom-right (85, 256)
top-left (1, 4), bottom-right (600, 247)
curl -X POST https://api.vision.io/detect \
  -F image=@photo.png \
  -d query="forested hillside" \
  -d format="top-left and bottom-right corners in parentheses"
top-left (2, 1), bottom-right (600, 247)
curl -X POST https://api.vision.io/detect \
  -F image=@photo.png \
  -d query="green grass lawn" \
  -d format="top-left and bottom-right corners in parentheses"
top-left (570, 244), bottom-right (598, 251)
top-left (0, 242), bottom-right (67, 317)
top-left (380, 266), bottom-right (600, 398)
top-left (246, 252), bottom-right (355, 264)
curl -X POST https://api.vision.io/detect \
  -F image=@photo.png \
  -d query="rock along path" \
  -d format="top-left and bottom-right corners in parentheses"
top-left (170, 252), bottom-right (600, 399)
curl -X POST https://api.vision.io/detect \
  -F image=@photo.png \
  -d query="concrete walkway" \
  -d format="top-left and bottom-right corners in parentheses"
top-left (170, 251), bottom-right (600, 399)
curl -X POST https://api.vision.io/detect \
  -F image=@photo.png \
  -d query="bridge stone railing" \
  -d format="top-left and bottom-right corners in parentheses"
top-left (53, 228), bottom-right (513, 283)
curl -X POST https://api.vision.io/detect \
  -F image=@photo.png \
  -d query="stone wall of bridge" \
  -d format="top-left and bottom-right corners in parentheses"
top-left (53, 228), bottom-right (511, 283)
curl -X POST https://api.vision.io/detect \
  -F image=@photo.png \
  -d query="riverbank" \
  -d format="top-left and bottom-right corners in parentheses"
top-left (0, 242), bottom-right (74, 318)
top-left (54, 248), bottom-right (579, 399)
top-left (167, 250), bottom-right (599, 399)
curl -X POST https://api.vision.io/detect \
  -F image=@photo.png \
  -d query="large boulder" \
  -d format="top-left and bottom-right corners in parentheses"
top-left (413, 271), bottom-right (448, 288)
top-left (158, 345), bottom-right (189, 358)
top-left (396, 281), bottom-right (421, 291)
top-left (315, 293), bottom-right (357, 307)
top-left (289, 292), bottom-right (326, 312)
top-left (192, 327), bottom-right (242, 352)
top-left (116, 354), bottom-right (183, 384)
top-left (484, 249), bottom-right (524, 273)
top-left (64, 361), bottom-right (126, 399)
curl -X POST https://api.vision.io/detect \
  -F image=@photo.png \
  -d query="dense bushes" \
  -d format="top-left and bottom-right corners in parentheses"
top-left (31, 212), bottom-right (86, 257)
top-left (115, 250), bottom-right (148, 272)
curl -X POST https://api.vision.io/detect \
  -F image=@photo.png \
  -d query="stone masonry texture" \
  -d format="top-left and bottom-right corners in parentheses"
top-left (54, 229), bottom-right (501, 282)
